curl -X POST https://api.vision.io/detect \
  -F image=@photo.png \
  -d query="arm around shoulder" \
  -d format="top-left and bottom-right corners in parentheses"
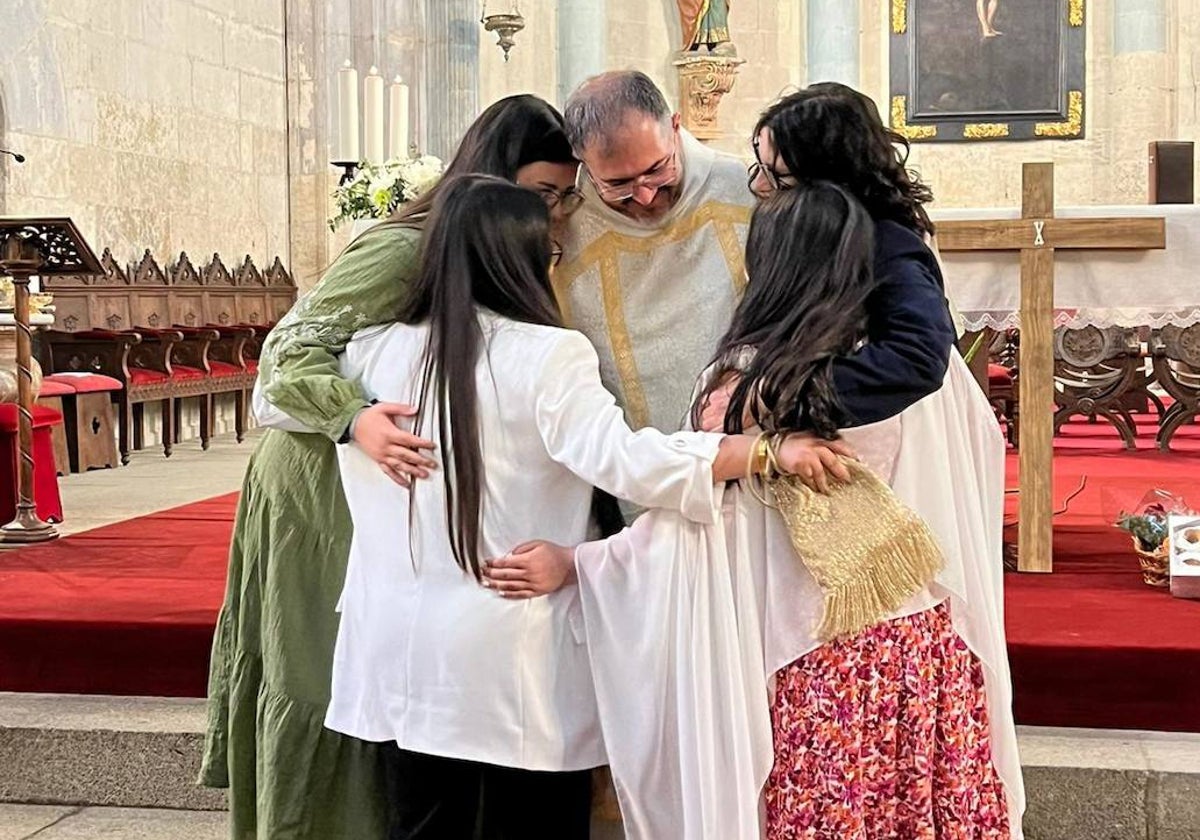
top-left (257, 225), bottom-right (422, 441)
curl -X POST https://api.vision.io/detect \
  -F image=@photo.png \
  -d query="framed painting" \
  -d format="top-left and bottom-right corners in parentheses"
top-left (889, 0), bottom-right (1086, 142)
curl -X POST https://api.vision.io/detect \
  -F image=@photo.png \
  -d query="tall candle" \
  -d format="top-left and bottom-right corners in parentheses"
top-left (335, 60), bottom-right (360, 162)
top-left (363, 66), bottom-right (385, 165)
top-left (388, 76), bottom-right (410, 160)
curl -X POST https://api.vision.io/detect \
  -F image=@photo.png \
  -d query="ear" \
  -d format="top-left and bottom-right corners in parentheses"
top-left (670, 113), bottom-right (682, 133)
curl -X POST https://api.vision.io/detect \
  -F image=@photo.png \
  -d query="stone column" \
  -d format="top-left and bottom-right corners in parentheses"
top-left (1107, 0), bottom-right (1172, 202)
top-left (1114, 0), bottom-right (1167, 54)
top-left (423, 0), bottom-right (479, 160)
top-left (557, 0), bottom-right (607, 106)
top-left (805, 0), bottom-right (860, 87)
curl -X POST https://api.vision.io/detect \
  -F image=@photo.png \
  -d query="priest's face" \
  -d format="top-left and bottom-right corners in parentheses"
top-left (516, 160), bottom-right (583, 239)
top-left (579, 113), bottom-right (683, 223)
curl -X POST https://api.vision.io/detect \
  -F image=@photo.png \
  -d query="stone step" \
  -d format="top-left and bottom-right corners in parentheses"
top-left (2, 693), bottom-right (1199, 840)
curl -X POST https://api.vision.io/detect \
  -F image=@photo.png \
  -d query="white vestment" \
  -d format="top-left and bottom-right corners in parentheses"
top-left (574, 353), bottom-right (1025, 839)
top-left (558, 129), bottom-right (755, 434)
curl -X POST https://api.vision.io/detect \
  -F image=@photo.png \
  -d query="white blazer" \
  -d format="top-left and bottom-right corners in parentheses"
top-left (325, 311), bottom-right (724, 772)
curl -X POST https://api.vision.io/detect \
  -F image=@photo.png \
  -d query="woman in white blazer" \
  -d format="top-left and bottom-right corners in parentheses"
top-left (323, 174), bottom-right (851, 840)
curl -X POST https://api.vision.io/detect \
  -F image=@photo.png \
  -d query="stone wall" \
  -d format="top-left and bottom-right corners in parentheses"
top-left (856, 0), bottom-right (1199, 208)
top-left (0, 0), bottom-right (290, 264)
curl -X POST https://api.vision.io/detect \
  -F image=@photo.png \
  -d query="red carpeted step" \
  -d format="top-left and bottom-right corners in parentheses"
top-left (1002, 416), bottom-right (1200, 732)
top-left (0, 494), bottom-right (236, 697)
top-left (2, 416), bottom-right (1200, 733)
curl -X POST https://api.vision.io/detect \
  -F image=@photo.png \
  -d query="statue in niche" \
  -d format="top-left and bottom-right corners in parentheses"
top-left (676, 0), bottom-right (736, 55)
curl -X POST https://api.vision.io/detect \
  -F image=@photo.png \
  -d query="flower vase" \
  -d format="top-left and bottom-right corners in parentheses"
top-left (349, 218), bottom-right (382, 241)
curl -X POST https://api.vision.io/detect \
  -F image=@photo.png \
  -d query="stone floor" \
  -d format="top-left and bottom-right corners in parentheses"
top-left (0, 805), bottom-right (226, 839)
top-left (49, 429), bottom-right (260, 537)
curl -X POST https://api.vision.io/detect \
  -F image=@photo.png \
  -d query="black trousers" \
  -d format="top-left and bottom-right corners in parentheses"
top-left (381, 744), bottom-right (593, 840)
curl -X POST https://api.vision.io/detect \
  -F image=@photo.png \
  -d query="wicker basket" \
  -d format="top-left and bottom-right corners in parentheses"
top-left (1132, 537), bottom-right (1170, 588)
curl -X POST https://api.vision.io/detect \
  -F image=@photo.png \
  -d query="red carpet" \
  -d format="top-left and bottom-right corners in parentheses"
top-left (0, 494), bottom-right (236, 697)
top-left (1003, 412), bottom-right (1200, 733)
top-left (1, 414), bottom-right (1198, 734)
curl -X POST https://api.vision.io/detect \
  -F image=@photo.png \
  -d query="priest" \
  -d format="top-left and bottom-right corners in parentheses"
top-left (556, 71), bottom-right (755, 436)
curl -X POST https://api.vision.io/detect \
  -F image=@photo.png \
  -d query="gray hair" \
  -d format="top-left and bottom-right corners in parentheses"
top-left (563, 71), bottom-right (671, 155)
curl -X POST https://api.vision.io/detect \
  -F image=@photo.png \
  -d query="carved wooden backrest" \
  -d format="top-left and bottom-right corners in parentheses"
top-left (39, 248), bottom-right (296, 332)
top-left (1053, 325), bottom-right (1140, 368)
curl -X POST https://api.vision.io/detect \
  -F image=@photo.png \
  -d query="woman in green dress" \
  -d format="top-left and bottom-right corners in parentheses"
top-left (200, 94), bottom-right (583, 840)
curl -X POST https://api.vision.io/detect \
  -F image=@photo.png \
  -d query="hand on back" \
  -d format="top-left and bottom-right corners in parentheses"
top-left (351, 402), bottom-right (438, 487)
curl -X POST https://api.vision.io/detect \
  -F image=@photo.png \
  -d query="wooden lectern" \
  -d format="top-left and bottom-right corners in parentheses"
top-left (0, 219), bottom-right (103, 543)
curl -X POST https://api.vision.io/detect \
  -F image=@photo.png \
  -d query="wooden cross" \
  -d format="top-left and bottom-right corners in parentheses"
top-left (935, 163), bottom-right (1166, 573)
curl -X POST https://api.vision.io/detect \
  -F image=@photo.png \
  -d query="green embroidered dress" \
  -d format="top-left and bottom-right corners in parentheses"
top-left (201, 225), bottom-right (420, 839)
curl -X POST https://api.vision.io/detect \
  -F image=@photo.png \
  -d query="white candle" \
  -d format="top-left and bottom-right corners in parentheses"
top-left (363, 66), bottom-right (385, 165)
top-left (388, 76), bottom-right (410, 160)
top-left (335, 60), bottom-right (360, 162)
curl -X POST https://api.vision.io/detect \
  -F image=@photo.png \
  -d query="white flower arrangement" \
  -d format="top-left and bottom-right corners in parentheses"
top-left (329, 155), bottom-right (445, 231)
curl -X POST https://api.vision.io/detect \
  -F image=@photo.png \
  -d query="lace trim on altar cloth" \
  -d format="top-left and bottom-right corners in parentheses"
top-left (959, 307), bottom-right (1200, 332)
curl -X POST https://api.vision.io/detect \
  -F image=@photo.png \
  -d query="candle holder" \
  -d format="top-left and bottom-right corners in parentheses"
top-left (482, 12), bottom-right (525, 61)
top-left (332, 160), bottom-right (360, 185)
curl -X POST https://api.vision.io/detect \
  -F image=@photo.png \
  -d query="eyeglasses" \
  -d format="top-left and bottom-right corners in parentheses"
top-left (747, 137), bottom-right (797, 195)
top-left (537, 187), bottom-right (585, 215)
top-left (550, 242), bottom-right (564, 267)
top-left (584, 137), bottom-right (680, 203)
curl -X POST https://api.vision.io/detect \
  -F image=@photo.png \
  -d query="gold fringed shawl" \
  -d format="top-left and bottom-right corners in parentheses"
top-left (762, 457), bottom-right (945, 641)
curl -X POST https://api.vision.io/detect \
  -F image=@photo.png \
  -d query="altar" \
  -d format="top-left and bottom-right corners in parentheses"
top-left (932, 204), bottom-right (1200, 331)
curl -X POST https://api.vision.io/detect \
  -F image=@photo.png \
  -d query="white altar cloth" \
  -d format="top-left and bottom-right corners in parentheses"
top-left (931, 204), bottom-right (1200, 331)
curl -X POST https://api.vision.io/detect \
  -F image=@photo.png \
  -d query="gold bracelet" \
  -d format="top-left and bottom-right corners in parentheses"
top-left (745, 433), bottom-right (773, 506)
top-left (765, 432), bottom-right (788, 478)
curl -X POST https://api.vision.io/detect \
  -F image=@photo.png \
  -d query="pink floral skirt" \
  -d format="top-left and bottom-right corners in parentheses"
top-left (765, 602), bottom-right (1010, 840)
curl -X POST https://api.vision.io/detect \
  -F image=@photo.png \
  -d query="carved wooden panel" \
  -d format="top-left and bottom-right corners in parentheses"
top-left (171, 291), bottom-right (206, 327)
top-left (234, 294), bottom-right (268, 326)
top-left (267, 293), bottom-right (295, 323)
top-left (169, 252), bottom-right (202, 287)
top-left (96, 249), bottom-right (130, 286)
top-left (264, 257), bottom-right (293, 287)
top-left (50, 295), bottom-right (90, 332)
top-left (234, 256), bottom-right (265, 286)
top-left (131, 250), bottom-right (168, 286)
top-left (206, 290), bottom-right (238, 326)
top-left (202, 254), bottom-right (234, 287)
top-left (94, 293), bottom-right (132, 332)
top-left (131, 292), bottom-right (171, 329)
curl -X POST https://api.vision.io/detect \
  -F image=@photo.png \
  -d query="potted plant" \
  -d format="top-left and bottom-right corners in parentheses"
top-left (1116, 502), bottom-right (1171, 587)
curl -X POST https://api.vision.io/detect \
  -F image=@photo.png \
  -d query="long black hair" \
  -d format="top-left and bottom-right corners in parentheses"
top-left (755, 83), bottom-right (935, 236)
top-left (400, 174), bottom-right (562, 578)
top-left (694, 181), bottom-right (876, 439)
top-left (388, 94), bottom-right (576, 230)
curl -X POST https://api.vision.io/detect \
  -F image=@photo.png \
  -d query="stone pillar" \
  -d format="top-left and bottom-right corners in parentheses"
top-left (557, 0), bottom-right (607, 106)
top-left (805, 0), bottom-right (860, 87)
top-left (1114, 0), bottom-right (1167, 54)
top-left (1107, 0), bottom-right (1172, 202)
top-left (424, 0), bottom-right (479, 160)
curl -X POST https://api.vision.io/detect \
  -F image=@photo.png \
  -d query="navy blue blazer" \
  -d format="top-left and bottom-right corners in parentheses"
top-left (829, 219), bottom-right (957, 427)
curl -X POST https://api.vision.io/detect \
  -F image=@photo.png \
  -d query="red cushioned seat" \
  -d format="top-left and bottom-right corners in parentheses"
top-left (45, 372), bottom-right (123, 393)
top-left (129, 368), bottom-right (170, 386)
top-left (246, 359), bottom-right (258, 374)
top-left (0, 403), bottom-right (64, 523)
top-left (989, 363), bottom-right (1013, 387)
top-left (171, 365), bottom-right (205, 381)
top-left (0, 404), bottom-right (64, 433)
top-left (37, 379), bottom-right (75, 398)
top-left (209, 361), bottom-right (243, 377)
